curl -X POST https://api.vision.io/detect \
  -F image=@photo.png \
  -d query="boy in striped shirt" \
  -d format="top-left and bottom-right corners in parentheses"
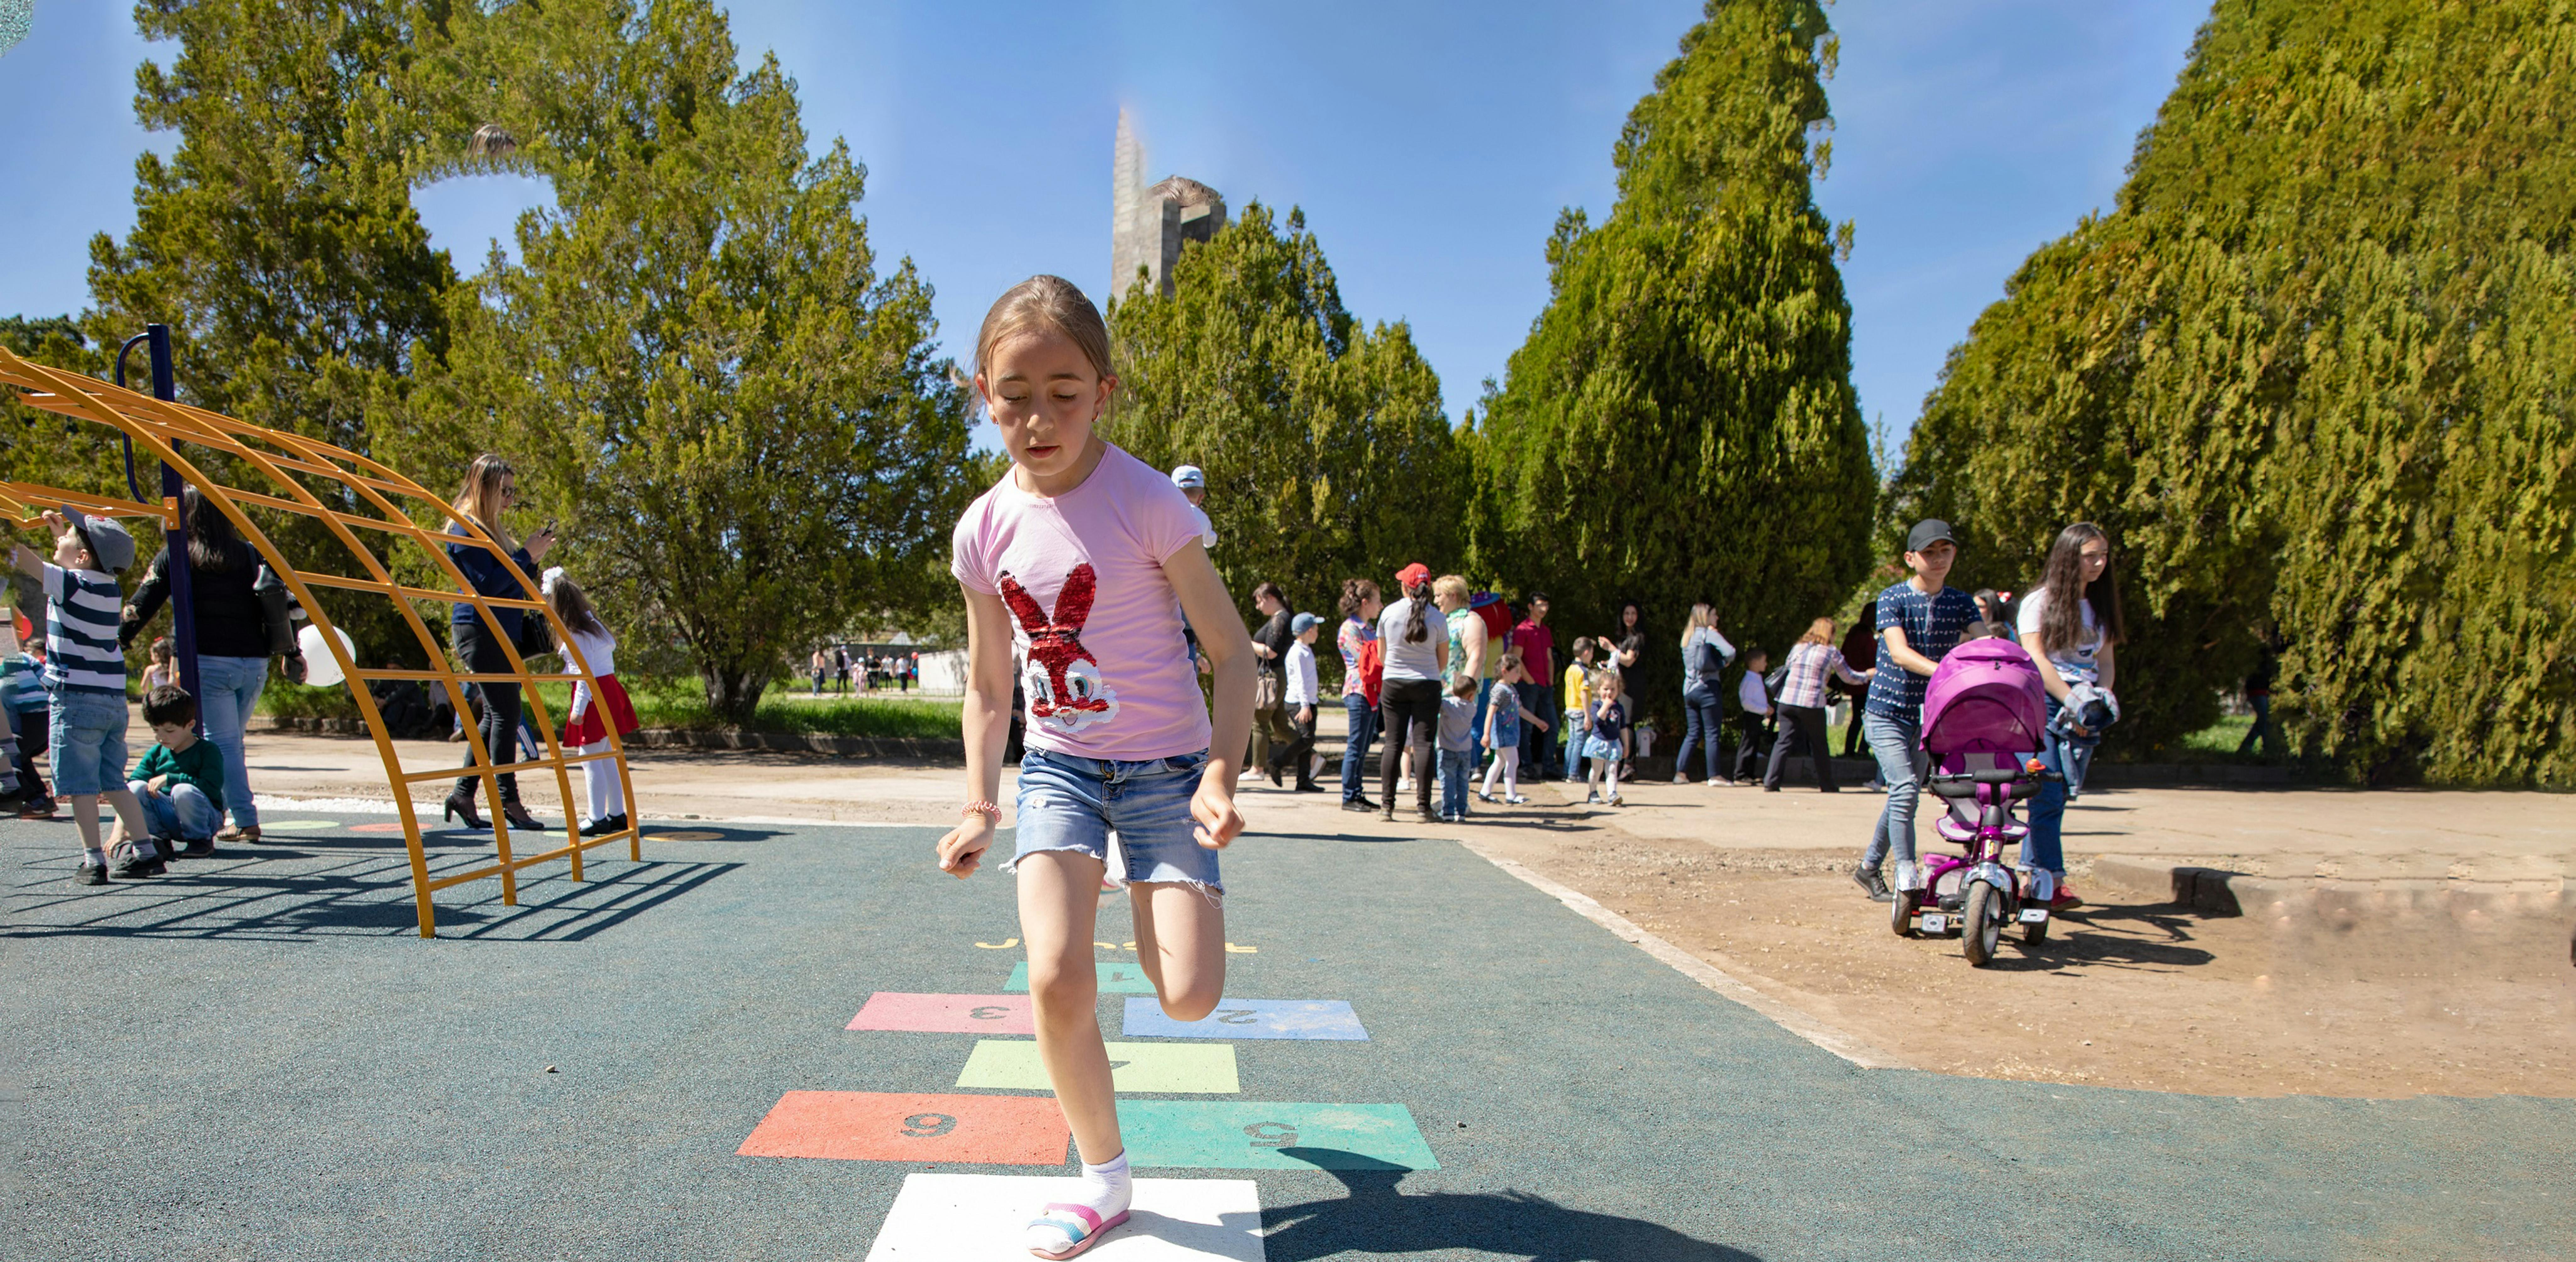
top-left (13, 506), bottom-right (149, 885)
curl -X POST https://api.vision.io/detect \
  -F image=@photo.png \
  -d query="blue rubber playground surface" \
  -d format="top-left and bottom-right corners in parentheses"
top-left (3, 807), bottom-right (2569, 1259)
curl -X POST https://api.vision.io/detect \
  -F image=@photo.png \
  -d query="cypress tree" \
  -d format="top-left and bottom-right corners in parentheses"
top-left (1469, 0), bottom-right (1874, 710)
top-left (1109, 203), bottom-right (1455, 617)
top-left (1897, 0), bottom-right (2576, 784)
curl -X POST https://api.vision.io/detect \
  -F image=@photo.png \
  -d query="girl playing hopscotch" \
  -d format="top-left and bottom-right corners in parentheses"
top-left (934, 276), bottom-right (1255, 1260)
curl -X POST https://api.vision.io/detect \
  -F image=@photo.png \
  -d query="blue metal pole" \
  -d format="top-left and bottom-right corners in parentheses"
top-left (145, 326), bottom-right (200, 706)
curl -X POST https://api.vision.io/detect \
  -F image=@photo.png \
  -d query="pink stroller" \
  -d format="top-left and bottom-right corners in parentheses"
top-left (1891, 637), bottom-right (2062, 965)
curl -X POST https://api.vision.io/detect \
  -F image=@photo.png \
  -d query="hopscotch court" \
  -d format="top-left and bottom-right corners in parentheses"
top-left (736, 935), bottom-right (1436, 1258)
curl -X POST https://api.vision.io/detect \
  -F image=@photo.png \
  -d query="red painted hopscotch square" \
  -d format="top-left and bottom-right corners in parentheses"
top-left (847, 992), bottom-right (1035, 1035)
top-left (737, 1092), bottom-right (1069, 1165)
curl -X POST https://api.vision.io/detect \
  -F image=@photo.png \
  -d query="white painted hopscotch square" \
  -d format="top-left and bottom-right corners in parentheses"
top-left (864, 1173), bottom-right (1265, 1260)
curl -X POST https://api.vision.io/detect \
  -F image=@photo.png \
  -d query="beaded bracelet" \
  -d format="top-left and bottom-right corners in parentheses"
top-left (960, 800), bottom-right (1000, 822)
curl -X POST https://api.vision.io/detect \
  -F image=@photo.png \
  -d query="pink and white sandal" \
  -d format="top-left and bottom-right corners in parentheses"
top-left (1026, 1202), bottom-right (1129, 1259)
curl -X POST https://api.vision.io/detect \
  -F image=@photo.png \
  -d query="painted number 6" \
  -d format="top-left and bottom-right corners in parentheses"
top-left (1244, 1121), bottom-right (1297, 1149)
top-left (901, 1113), bottom-right (958, 1139)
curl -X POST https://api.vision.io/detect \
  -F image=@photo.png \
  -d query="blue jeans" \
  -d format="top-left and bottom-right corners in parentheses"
top-left (1561, 713), bottom-right (1589, 779)
top-left (2024, 696), bottom-right (2104, 875)
top-left (1672, 689), bottom-right (1723, 781)
top-left (1468, 677), bottom-right (1495, 767)
top-left (1339, 693), bottom-right (1379, 802)
top-left (1437, 746), bottom-right (1473, 818)
top-left (130, 777), bottom-right (219, 841)
top-left (1517, 683), bottom-right (1561, 779)
top-left (50, 690), bottom-right (129, 797)
top-left (195, 654), bottom-right (267, 828)
top-left (1010, 746), bottom-right (1221, 893)
top-left (1860, 710), bottom-right (1923, 889)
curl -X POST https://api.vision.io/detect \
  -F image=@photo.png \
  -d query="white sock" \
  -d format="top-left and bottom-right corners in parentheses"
top-left (579, 740), bottom-right (620, 820)
top-left (1027, 1151), bottom-right (1131, 1255)
top-left (83, 846), bottom-right (104, 867)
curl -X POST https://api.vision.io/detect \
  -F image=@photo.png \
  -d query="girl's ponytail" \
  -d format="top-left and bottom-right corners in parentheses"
top-left (1403, 578), bottom-right (1433, 644)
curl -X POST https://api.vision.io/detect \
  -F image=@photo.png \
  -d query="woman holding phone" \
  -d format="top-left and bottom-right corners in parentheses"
top-left (443, 453), bottom-right (555, 831)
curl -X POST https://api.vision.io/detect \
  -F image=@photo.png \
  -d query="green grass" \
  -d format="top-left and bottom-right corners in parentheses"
top-left (258, 676), bottom-right (961, 740)
top-left (525, 678), bottom-right (960, 740)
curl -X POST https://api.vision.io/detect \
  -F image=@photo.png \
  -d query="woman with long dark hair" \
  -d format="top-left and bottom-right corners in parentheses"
top-left (117, 486), bottom-right (303, 845)
top-left (444, 453), bottom-right (556, 831)
top-left (1334, 578), bottom-right (1384, 812)
top-left (1375, 563), bottom-right (1448, 823)
top-left (2016, 522), bottom-right (2123, 910)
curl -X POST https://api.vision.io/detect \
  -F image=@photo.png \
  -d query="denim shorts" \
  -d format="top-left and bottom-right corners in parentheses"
top-left (50, 690), bottom-right (128, 797)
top-left (1010, 746), bottom-right (1221, 895)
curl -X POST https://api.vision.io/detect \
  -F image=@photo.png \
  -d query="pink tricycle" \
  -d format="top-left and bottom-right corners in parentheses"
top-left (1891, 637), bottom-right (2063, 966)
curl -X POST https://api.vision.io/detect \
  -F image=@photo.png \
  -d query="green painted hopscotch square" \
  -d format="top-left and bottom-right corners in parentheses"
top-left (955, 1040), bottom-right (1241, 1094)
top-left (1120, 1101), bottom-right (1439, 1170)
top-left (1004, 961), bottom-right (1159, 994)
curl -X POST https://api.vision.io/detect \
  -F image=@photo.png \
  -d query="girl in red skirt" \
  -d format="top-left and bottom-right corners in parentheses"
top-left (544, 569), bottom-right (637, 835)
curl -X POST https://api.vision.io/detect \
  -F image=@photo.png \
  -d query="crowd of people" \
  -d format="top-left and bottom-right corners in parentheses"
top-left (807, 644), bottom-right (921, 694)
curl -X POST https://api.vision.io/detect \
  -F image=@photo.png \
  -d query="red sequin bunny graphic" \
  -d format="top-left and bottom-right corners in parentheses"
top-left (998, 564), bottom-right (1120, 734)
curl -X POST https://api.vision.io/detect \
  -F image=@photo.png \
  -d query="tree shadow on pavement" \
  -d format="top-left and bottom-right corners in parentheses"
top-left (1259, 1152), bottom-right (1761, 1261)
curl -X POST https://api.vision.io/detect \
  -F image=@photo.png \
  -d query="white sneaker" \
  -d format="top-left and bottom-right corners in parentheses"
top-left (1504, 794), bottom-right (1529, 805)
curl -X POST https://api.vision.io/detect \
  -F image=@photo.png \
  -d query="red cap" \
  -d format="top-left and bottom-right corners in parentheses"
top-left (1394, 562), bottom-right (1430, 588)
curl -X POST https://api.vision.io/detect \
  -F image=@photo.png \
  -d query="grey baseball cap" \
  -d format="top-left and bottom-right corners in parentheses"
top-left (1290, 612), bottom-right (1320, 635)
top-left (1906, 519), bottom-right (1956, 554)
top-left (60, 504), bottom-right (137, 573)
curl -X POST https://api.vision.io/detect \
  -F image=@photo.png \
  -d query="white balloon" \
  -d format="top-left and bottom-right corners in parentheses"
top-left (296, 624), bottom-right (356, 688)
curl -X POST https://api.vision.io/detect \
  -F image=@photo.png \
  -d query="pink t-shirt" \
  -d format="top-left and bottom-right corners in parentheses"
top-left (949, 442), bottom-right (1213, 761)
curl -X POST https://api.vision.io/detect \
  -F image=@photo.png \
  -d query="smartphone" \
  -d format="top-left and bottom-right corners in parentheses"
top-left (542, 517), bottom-right (558, 536)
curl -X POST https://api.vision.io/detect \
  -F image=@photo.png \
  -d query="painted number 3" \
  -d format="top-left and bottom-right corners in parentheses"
top-left (901, 1113), bottom-right (958, 1139)
top-left (1244, 1121), bottom-right (1297, 1149)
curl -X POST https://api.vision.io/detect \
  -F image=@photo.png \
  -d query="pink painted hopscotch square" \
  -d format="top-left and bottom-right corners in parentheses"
top-left (847, 992), bottom-right (1035, 1035)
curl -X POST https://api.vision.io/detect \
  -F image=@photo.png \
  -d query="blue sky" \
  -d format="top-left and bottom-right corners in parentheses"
top-left (0, 2), bottom-right (2202, 450)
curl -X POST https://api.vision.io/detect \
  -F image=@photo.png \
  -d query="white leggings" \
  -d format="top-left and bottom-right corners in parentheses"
top-left (576, 739), bottom-right (625, 821)
top-left (1481, 745), bottom-right (1519, 797)
top-left (1588, 754), bottom-right (1621, 801)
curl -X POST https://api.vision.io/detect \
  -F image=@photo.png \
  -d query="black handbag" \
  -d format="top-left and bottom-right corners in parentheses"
top-left (514, 607), bottom-right (554, 659)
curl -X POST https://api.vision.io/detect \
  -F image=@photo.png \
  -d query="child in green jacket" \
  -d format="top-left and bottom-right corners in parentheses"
top-left (113, 686), bottom-right (226, 864)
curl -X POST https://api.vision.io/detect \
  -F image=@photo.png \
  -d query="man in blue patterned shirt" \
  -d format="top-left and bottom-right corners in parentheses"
top-left (1854, 520), bottom-right (1979, 902)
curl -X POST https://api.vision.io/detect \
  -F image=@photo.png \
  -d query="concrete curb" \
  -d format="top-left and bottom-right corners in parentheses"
top-left (2090, 855), bottom-right (2575, 927)
top-left (1455, 836), bottom-right (1910, 1071)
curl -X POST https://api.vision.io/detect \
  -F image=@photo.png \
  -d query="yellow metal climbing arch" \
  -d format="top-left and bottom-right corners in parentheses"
top-left (0, 346), bottom-right (640, 936)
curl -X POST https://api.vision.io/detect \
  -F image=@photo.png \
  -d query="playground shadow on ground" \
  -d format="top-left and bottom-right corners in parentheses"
top-left (1259, 1152), bottom-right (1761, 1261)
top-left (4, 828), bottom-right (741, 942)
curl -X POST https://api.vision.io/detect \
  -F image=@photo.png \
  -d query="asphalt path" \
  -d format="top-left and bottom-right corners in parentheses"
top-left (3, 810), bottom-right (2568, 1260)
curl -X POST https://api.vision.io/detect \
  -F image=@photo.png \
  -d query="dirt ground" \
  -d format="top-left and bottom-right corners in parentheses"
top-left (227, 721), bottom-right (2576, 1100)
top-left (1473, 822), bottom-right (2573, 1100)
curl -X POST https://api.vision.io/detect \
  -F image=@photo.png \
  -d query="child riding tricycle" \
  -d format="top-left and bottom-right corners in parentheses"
top-left (1891, 637), bottom-right (2062, 966)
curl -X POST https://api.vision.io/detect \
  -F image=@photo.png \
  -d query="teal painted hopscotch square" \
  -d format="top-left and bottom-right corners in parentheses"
top-left (1004, 961), bottom-right (1160, 994)
top-left (1120, 1101), bottom-right (1439, 1170)
top-left (956, 1039), bottom-right (1241, 1093)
